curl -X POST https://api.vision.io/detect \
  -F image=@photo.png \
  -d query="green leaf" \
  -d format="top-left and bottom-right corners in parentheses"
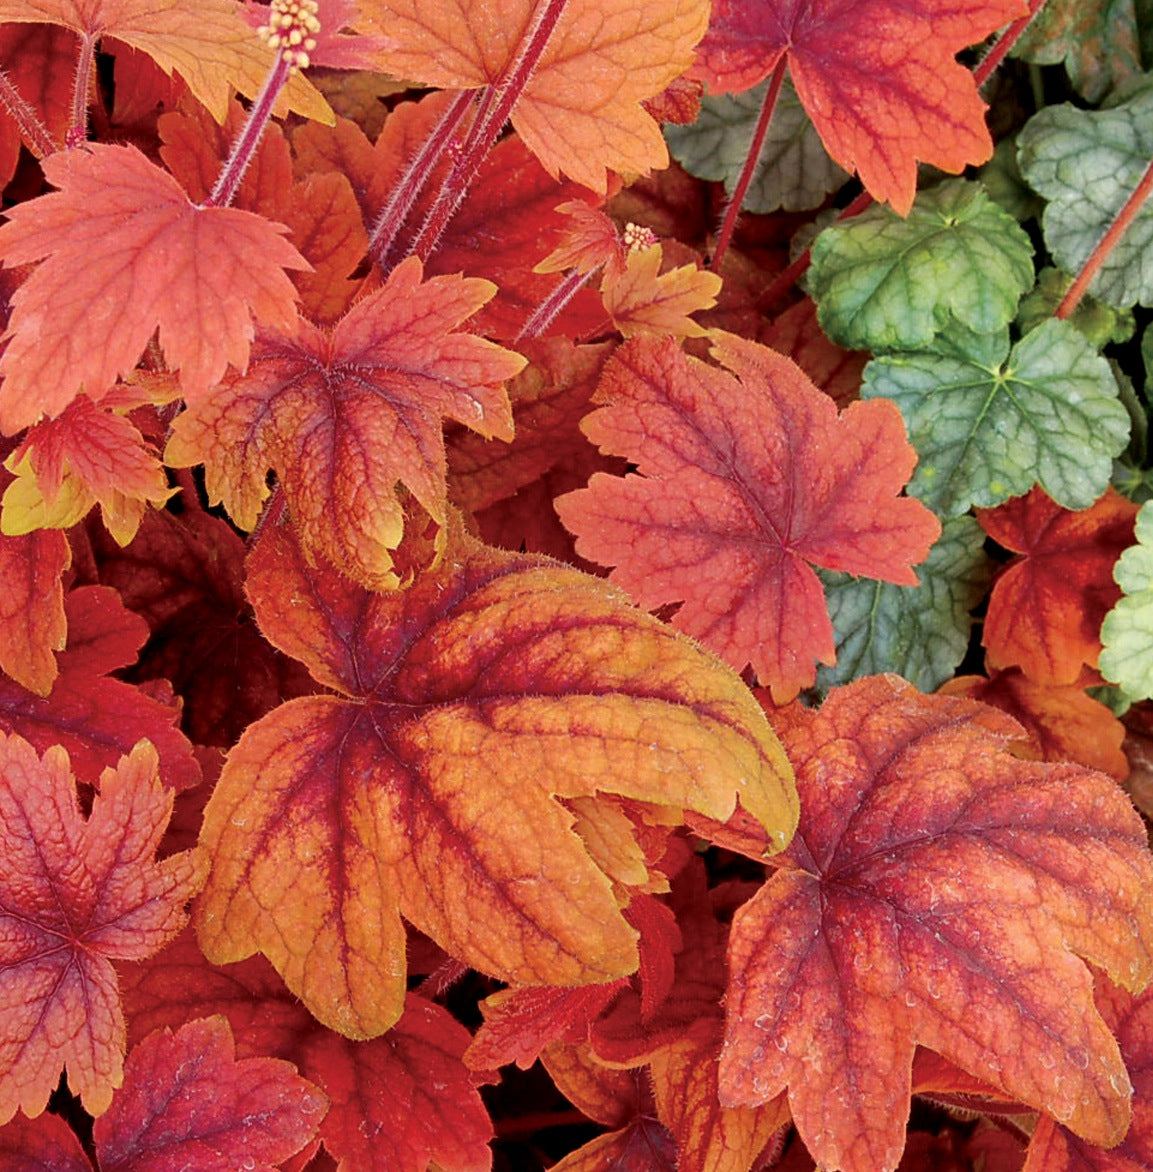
top-left (807, 179), bottom-right (1034, 352)
top-left (664, 76), bottom-right (848, 214)
top-left (862, 318), bottom-right (1130, 516)
top-left (1012, 0), bottom-right (1143, 103)
top-left (1100, 500), bottom-right (1153, 698)
top-left (1017, 268), bottom-right (1136, 347)
top-left (1018, 84), bottom-right (1153, 309)
top-left (979, 137), bottom-right (1044, 223)
top-left (815, 516), bottom-right (992, 694)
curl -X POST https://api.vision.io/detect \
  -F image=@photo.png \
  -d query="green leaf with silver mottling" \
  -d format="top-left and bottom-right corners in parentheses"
top-left (1018, 85), bottom-right (1153, 309)
top-left (862, 318), bottom-right (1129, 517)
top-left (664, 76), bottom-right (848, 214)
top-left (1017, 268), bottom-right (1136, 347)
top-left (815, 516), bottom-right (992, 694)
top-left (1100, 500), bottom-right (1153, 698)
top-left (808, 179), bottom-right (1034, 353)
top-left (980, 138), bottom-right (1044, 223)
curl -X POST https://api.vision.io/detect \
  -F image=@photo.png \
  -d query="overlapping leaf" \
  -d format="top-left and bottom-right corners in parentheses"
top-left (1018, 83), bottom-right (1153, 309)
top-left (0, 0), bottom-right (331, 122)
top-left (691, 0), bottom-right (1027, 214)
top-left (977, 487), bottom-right (1138, 685)
top-left (0, 144), bottom-right (309, 432)
top-left (556, 333), bottom-right (940, 701)
top-left (195, 518), bottom-right (797, 1038)
top-left (0, 25), bottom-right (74, 188)
top-left (1101, 500), bottom-right (1153, 699)
top-left (808, 180), bottom-right (1035, 353)
top-left (0, 736), bottom-right (205, 1121)
top-left (816, 515), bottom-right (992, 694)
top-left (720, 675), bottom-right (1153, 1172)
top-left (355, 0), bottom-right (710, 192)
top-left (601, 244), bottom-right (722, 338)
top-left (166, 256), bottom-right (523, 590)
top-left (862, 319), bottom-right (1129, 516)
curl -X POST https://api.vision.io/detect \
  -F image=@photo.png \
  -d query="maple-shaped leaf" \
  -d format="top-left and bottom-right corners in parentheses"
top-left (0, 585), bottom-right (201, 790)
top-left (93, 1016), bottom-right (326, 1171)
top-left (817, 515), bottom-right (992, 695)
top-left (119, 931), bottom-right (496, 1170)
top-left (666, 74), bottom-right (848, 215)
top-left (534, 201), bottom-right (629, 278)
top-left (195, 518), bottom-right (797, 1038)
top-left (1101, 500), bottom-right (1153, 700)
top-left (720, 675), bottom-right (1153, 1172)
top-left (690, 0), bottom-right (1026, 214)
top-left (165, 256), bottom-right (523, 590)
top-left (0, 0), bottom-right (330, 123)
top-left (0, 143), bottom-right (310, 433)
top-left (941, 669), bottom-right (1129, 781)
top-left (1018, 84), bottom-right (1153, 309)
top-left (601, 244), bottom-right (722, 338)
top-left (356, 0), bottom-right (709, 193)
top-left (808, 180), bottom-right (1035, 353)
top-left (556, 333), bottom-right (940, 702)
top-left (862, 319), bottom-right (1130, 517)
top-left (0, 735), bottom-right (205, 1121)
top-left (2, 394), bottom-right (175, 547)
top-left (977, 487), bottom-right (1139, 685)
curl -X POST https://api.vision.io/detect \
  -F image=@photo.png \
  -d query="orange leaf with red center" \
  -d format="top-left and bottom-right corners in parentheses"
top-left (0, 735), bottom-right (205, 1122)
top-left (0, 143), bottom-right (309, 433)
top-left (1024, 976), bottom-right (1153, 1171)
top-left (691, 0), bottom-right (1027, 213)
top-left (720, 675), bottom-right (1153, 1172)
top-left (357, 0), bottom-right (710, 192)
top-left (977, 486), bottom-right (1139, 685)
top-left (555, 333), bottom-right (940, 702)
top-left (119, 929), bottom-right (495, 1170)
top-left (2, 393), bottom-right (175, 547)
top-left (165, 256), bottom-right (524, 590)
top-left (0, 586), bottom-right (201, 790)
top-left (0, 0), bottom-right (330, 122)
top-left (194, 518), bottom-right (797, 1038)
top-left (92, 1017), bottom-right (326, 1171)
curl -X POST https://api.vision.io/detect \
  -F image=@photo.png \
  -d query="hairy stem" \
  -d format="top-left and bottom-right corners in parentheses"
top-left (66, 31), bottom-right (98, 148)
top-left (972, 0), bottom-right (1048, 89)
top-left (367, 88), bottom-right (477, 272)
top-left (1056, 153), bottom-right (1153, 320)
top-left (516, 265), bottom-right (597, 341)
top-left (406, 0), bottom-right (570, 262)
top-left (710, 55), bottom-right (787, 273)
top-left (0, 67), bottom-right (56, 158)
top-left (206, 54), bottom-right (292, 208)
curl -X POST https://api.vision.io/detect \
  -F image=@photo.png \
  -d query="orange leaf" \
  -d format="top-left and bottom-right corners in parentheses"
top-left (165, 256), bottom-right (523, 590)
top-left (194, 518), bottom-right (797, 1038)
top-left (357, 0), bottom-right (710, 192)
top-left (0, 736), bottom-right (205, 1121)
top-left (601, 244), bottom-right (722, 338)
top-left (92, 1017), bottom-right (326, 1170)
top-left (555, 333), bottom-right (940, 702)
top-left (692, 0), bottom-right (1027, 213)
top-left (0, 26), bottom-right (74, 189)
top-left (541, 1042), bottom-right (646, 1127)
top-left (0, 143), bottom-right (309, 433)
top-left (977, 486), bottom-right (1139, 685)
top-left (0, 0), bottom-right (331, 122)
top-left (550, 1118), bottom-right (678, 1171)
top-left (2, 396), bottom-right (175, 546)
top-left (721, 675), bottom-right (1153, 1172)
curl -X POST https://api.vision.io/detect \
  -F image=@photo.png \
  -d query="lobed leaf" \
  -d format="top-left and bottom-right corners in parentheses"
top-left (194, 519), bottom-right (797, 1038)
top-left (0, 518), bottom-right (68, 697)
top-left (721, 675), bottom-right (1153, 1172)
top-left (1018, 84), bottom-right (1153, 309)
top-left (1101, 500), bottom-right (1153, 700)
top-left (808, 180), bottom-right (1035, 353)
top-left (601, 244), bottom-right (722, 339)
top-left (862, 319), bottom-right (1130, 517)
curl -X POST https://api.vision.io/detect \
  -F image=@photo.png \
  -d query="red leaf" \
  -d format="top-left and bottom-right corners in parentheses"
top-left (550, 1117), bottom-right (678, 1171)
top-left (0, 513), bottom-right (68, 696)
top-left (0, 586), bottom-right (201, 790)
top-left (692, 0), bottom-right (1027, 213)
top-left (555, 333), bottom-right (939, 701)
top-left (92, 1017), bottom-right (326, 1172)
top-left (977, 487), bottom-right (1138, 686)
top-left (721, 675), bottom-right (1153, 1172)
top-left (164, 256), bottom-right (523, 590)
top-left (0, 26), bottom-right (74, 189)
top-left (0, 143), bottom-right (308, 432)
top-left (0, 1110), bottom-right (91, 1172)
top-left (194, 518), bottom-right (796, 1037)
top-left (0, 736), bottom-right (205, 1121)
